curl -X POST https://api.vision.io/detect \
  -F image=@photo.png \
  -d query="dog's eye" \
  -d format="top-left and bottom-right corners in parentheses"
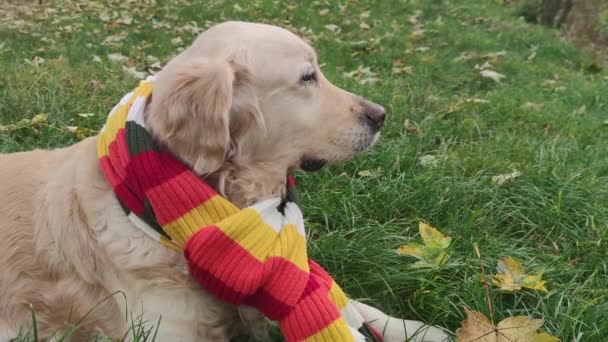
top-left (299, 71), bottom-right (317, 85)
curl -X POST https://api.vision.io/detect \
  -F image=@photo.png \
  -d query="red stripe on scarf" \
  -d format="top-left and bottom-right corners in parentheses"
top-left (279, 276), bottom-right (343, 341)
top-left (143, 164), bottom-right (219, 225)
top-left (184, 227), bottom-right (311, 320)
top-left (99, 156), bottom-right (144, 215)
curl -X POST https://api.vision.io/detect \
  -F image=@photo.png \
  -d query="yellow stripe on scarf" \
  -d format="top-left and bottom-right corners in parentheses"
top-left (161, 194), bottom-right (238, 247)
top-left (216, 209), bottom-right (309, 272)
top-left (304, 318), bottom-right (354, 342)
top-left (97, 80), bottom-right (153, 158)
top-left (329, 282), bottom-right (350, 310)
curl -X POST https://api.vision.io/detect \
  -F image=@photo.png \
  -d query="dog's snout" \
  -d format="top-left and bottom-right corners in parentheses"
top-left (361, 100), bottom-right (386, 130)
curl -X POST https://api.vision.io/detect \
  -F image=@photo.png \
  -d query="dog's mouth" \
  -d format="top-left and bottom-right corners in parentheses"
top-left (299, 158), bottom-right (327, 172)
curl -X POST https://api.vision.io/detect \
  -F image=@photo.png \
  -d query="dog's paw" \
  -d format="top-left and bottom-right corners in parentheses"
top-left (350, 300), bottom-right (450, 342)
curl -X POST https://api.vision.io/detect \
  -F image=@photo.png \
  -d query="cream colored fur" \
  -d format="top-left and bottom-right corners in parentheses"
top-left (0, 21), bottom-right (446, 341)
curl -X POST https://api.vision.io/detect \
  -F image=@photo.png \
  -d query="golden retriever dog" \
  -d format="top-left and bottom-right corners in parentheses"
top-left (0, 21), bottom-right (446, 341)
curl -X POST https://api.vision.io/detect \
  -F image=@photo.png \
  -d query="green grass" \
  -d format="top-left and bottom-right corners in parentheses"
top-left (2, 0), bottom-right (608, 341)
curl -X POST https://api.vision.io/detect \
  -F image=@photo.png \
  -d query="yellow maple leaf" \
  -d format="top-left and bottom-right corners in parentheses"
top-left (493, 257), bottom-right (548, 293)
top-left (396, 222), bottom-right (451, 268)
top-left (65, 126), bottom-right (91, 140)
top-left (456, 307), bottom-right (559, 342)
top-left (30, 113), bottom-right (48, 126)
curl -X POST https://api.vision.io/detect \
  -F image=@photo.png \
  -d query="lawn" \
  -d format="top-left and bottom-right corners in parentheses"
top-left (1, 0), bottom-right (608, 341)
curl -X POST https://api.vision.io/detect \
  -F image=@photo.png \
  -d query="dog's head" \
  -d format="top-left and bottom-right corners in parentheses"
top-left (148, 21), bottom-right (385, 205)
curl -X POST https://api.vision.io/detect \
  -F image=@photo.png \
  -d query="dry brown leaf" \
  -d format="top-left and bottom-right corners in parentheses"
top-left (456, 308), bottom-right (558, 342)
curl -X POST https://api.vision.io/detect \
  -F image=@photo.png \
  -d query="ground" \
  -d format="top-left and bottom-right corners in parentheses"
top-left (1, 0), bottom-right (607, 341)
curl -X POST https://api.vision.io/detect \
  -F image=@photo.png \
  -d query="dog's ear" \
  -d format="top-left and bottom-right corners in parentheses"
top-left (148, 56), bottom-right (258, 176)
top-left (226, 51), bottom-right (264, 161)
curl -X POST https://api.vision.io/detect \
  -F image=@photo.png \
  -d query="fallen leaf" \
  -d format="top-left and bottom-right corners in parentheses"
top-left (476, 61), bottom-right (493, 70)
top-left (29, 56), bottom-right (45, 66)
top-left (465, 98), bottom-right (489, 104)
top-left (99, 12), bottom-right (112, 22)
top-left (403, 119), bottom-right (419, 133)
top-left (492, 257), bottom-right (548, 293)
top-left (343, 65), bottom-right (378, 85)
top-left (392, 59), bottom-right (414, 75)
top-left (456, 308), bottom-right (558, 342)
top-left (522, 102), bottom-right (543, 111)
top-left (116, 15), bottom-right (133, 25)
top-left (123, 66), bottom-right (146, 79)
top-left (101, 33), bottom-right (127, 46)
top-left (396, 222), bottom-right (451, 268)
top-left (542, 79), bottom-right (558, 86)
top-left (421, 54), bottom-right (435, 63)
top-left (572, 105), bottom-right (586, 115)
top-left (360, 77), bottom-right (379, 84)
top-left (324, 24), bottom-right (341, 33)
top-left (30, 113), bottom-right (48, 126)
top-left (65, 126), bottom-right (91, 140)
top-left (171, 37), bottom-right (183, 46)
top-left (108, 53), bottom-right (128, 63)
top-left (482, 50), bottom-right (507, 60)
top-left (409, 28), bottom-right (425, 40)
top-left (357, 167), bottom-right (382, 178)
top-left (527, 45), bottom-right (539, 62)
top-left (419, 154), bottom-right (439, 168)
top-left (480, 69), bottom-right (506, 83)
top-left (491, 170), bottom-right (522, 185)
top-left (357, 170), bottom-right (373, 177)
top-left (453, 51), bottom-right (476, 63)
top-left (89, 79), bottom-right (102, 90)
top-left (408, 10), bottom-right (422, 25)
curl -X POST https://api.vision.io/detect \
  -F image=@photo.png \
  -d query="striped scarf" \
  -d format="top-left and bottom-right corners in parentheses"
top-left (97, 78), bottom-right (381, 342)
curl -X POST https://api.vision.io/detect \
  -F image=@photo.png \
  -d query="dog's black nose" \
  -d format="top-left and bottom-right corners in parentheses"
top-left (361, 100), bottom-right (386, 130)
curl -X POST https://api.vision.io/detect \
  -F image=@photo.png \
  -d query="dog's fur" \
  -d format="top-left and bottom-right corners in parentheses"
top-left (0, 21), bottom-right (411, 341)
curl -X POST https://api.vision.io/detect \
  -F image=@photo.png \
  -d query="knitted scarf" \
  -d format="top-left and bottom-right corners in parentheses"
top-left (97, 78), bottom-right (382, 342)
